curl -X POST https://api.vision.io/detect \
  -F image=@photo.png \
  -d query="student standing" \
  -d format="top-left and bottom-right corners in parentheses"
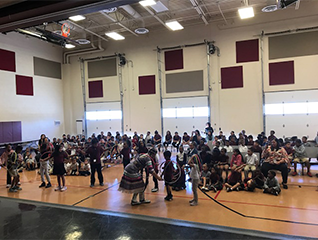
top-left (52, 144), bottom-right (69, 191)
top-left (188, 154), bottom-right (201, 206)
top-left (86, 138), bottom-right (105, 187)
top-left (162, 151), bottom-right (174, 201)
top-left (0, 144), bottom-right (13, 188)
top-left (39, 143), bottom-right (52, 188)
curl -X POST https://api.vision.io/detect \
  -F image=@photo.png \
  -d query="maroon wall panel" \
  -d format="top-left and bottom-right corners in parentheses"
top-left (164, 49), bottom-right (184, 71)
top-left (88, 80), bottom-right (103, 98)
top-left (221, 66), bottom-right (243, 89)
top-left (16, 75), bottom-right (33, 96)
top-left (269, 61), bottom-right (295, 85)
top-left (0, 123), bottom-right (3, 143)
top-left (236, 39), bottom-right (259, 63)
top-left (12, 121), bottom-right (22, 142)
top-left (0, 48), bottom-right (16, 72)
top-left (139, 75), bottom-right (156, 95)
top-left (2, 122), bottom-right (13, 143)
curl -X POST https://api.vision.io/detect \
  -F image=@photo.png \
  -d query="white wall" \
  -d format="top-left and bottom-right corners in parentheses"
top-left (62, 2), bottom-right (318, 139)
top-left (0, 32), bottom-right (64, 141)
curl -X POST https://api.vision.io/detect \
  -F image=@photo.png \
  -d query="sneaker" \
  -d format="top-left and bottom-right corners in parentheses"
top-left (236, 187), bottom-right (240, 191)
top-left (6, 184), bottom-right (10, 188)
top-left (54, 187), bottom-right (61, 191)
top-left (190, 201), bottom-right (198, 206)
top-left (90, 184), bottom-right (94, 188)
top-left (100, 183), bottom-right (104, 186)
top-left (274, 190), bottom-right (279, 196)
top-left (39, 182), bottom-right (46, 188)
top-left (140, 199), bottom-right (151, 204)
top-left (131, 201), bottom-right (141, 206)
top-left (226, 187), bottom-right (231, 192)
top-left (151, 188), bottom-right (158, 192)
top-left (13, 186), bottom-right (22, 191)
top-left (291, 171), bottom-right (297, 176)
top-left (61, 186), bottom-right (67, 192)
top-left (9, 188), bottom-right (17, 192)
top-left (189, 199), bottom-right (195, 203)
top-left (307, 172), bottom-right (313, 177)
top-left (282, 183), bottom-right (288, 189)
top-left (18, 182), bottom-right (21, 186)
top-left (45, 183), bottom-right (52, 188)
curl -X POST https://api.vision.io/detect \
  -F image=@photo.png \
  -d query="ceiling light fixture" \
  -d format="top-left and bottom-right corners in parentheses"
top-left (65, 44), bottom-right (76, 49)
top-left (165, 20), bottom-right (184, 31)
top-left (139, 0), bottom-right (156, 7)
top-left (134, 27), bottom-right (149, 34)
top-left (105, 32), bottom-right (125, 40)
top-left (69, 15), bottom-right (86, 21)
top-left (238, 0), bottom-right (254, 19)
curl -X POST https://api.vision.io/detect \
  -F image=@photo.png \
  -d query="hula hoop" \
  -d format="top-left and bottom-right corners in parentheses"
top-left (159, 160), bottom-right (182, 185)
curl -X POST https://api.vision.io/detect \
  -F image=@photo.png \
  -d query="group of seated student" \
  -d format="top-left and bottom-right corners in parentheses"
top-left (1, 127), bottom-right (318, 193)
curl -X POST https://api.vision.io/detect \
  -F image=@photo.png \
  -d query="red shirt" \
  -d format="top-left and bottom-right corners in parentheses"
top-left (53, 151), bottom-right (68, 164)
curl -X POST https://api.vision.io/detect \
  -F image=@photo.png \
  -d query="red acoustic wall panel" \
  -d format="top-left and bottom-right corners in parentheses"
top-left (139, 75), bottom-right (156, 95)
top-left (221, 66), bottom-right (243, 89)
top-left (88, 80), bottom-right (103, 98)
top-left (236, 39), bottom-right (259, 63)
top-left (269, 61), bottom-right (295, 85)
top-left (0, 48), bottom-right (16, 72)
top-left (16, 75), bottom-right (33, 96)
top-left (164, 49), bottom-right (184, 71)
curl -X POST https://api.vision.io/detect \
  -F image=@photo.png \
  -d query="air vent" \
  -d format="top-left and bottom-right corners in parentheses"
top-left (262, 4), bottom-right (278, 12)
top-left (76, 39), bottom-right (91, 44)
top-left (134, 27), bottom-right (149, 34)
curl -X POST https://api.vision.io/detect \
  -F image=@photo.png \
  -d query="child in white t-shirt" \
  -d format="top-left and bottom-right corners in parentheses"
top-left (188, 154), bottom-right (201, 206)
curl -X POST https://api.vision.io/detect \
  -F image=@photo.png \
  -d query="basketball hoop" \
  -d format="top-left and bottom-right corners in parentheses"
top-left (61, 23), bottom-right (70, 37)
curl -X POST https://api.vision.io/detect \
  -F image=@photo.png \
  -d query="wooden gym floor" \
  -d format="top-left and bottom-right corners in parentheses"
top-left (0, 152), bottom-right (318, 239)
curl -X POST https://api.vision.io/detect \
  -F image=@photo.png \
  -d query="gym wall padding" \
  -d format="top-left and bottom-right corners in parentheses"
top-left (87, 58), bottom-right (117, 78)
top-left (164, 49), bottom-right (184, 71)
top-left (221, 66), bottom-right (243, 89)
top-left (269, 61), bottom-right (295, 86)
top-left (33, 57), bottom-right (61, 79)
top-left (0, 48), bottom-right (16, 72)
top-left (0, 121), bottom-right (22, 143)
top-left (139, 75), bottom-right (156, 95)
top-left (16, 75), bottom-right (33, 96)
top-left (88, 80), bottom-right (103, 98)
top-left (236, 39), bottom-right (259, 63)
top-left (269, 31), bottom-right (318, 60)
top-left (165, 70), bottom-right (204, 93)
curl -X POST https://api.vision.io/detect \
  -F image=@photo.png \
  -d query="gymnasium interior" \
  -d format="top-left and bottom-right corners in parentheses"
top-left (0, 0), bottom-right (318, 239)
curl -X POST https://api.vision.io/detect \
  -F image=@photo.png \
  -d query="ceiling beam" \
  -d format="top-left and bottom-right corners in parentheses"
top-left (189, 0), bottom-right (209, 25)
top-left (143, 6), bottom-right (170, 30)
top-left (67, 20), bottom-right (109, 42)
top-left (99, 11), bottom-right (138, 37)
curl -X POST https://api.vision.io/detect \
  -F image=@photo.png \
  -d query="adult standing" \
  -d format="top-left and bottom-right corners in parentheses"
top-left (86, 138), bottom-right (105, 187)
top-left (261, 139), bottom-right (289, 189)
top-left (118, 148), bottom-right (162, 205)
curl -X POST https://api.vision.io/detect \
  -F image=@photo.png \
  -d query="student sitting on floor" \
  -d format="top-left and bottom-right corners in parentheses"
top-left (200, 163), bottom-right (211, 191)
top-left (67, 158), bottom-right (79, 176)
top-left (25, 150), bottom-right (36, 171)
top-left (218, 148), bottom-right (230, 180)
top-left (79, 159), bottom-right (91, 176)
top-left (225, 164), bottom-right (245, 192)
top-left (209, 167), bottom-right (223, 192)
top-left (238, 139), bottom-right (248, 153)
top-left (292, 139), bottom-right (312, 177)
top-left (263, 170), bottom-right (281, 196)
top-left (283, 141), bottom-right (294, 170)
top-left (244, 149), bottom-right (258, 179)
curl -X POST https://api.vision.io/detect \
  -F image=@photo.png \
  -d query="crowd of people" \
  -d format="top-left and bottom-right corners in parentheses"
top-left (0, 123), bottom-right (317, 206)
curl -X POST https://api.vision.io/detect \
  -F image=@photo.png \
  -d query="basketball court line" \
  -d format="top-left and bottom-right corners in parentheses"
top-left (201, 189), bottom-right (318, 227)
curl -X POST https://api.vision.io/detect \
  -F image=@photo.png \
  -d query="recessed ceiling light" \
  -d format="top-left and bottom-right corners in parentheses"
top-left (262, 5), bottom-right (278, 12)
top-left (105, 32), bottom-right (125, 40)
top-left (238, 7), bottom-right (254, 19)
top-left (165, 20), bottom-right (184, 31)
top-left (139, 0), bottom-right (156, 7)
top-left (65, 44), bottom-right (76, 49)
top-left (134, 27), bottom-right (149, 34)
top-left (102, 7), bottom-right (117, 13)
top-left (69, 15), bottom-right (86, 21)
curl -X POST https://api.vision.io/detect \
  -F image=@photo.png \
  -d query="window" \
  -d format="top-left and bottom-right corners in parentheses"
top-left (86, 111), bottom-right (122, 120)
top-left (162, 107), bottom-right (209, 118)
top-left (265, 102), bottom-right (318, 115)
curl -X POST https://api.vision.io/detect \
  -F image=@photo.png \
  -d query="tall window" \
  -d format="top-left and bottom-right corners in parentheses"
top-left (86, 110), bottom-right (122, 120)
top-left (162, 107), bottom-right (209, 118)
top-left (265, 102), bottom-right (318, 115)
